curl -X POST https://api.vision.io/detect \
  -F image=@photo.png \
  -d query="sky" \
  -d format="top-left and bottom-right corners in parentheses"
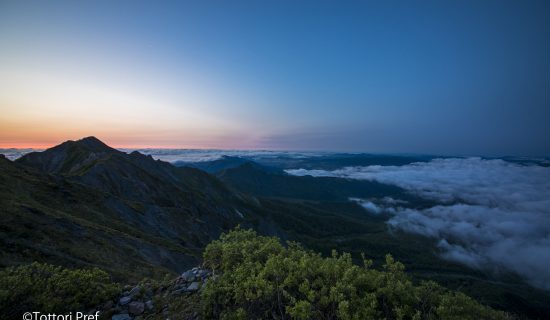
top-left (1, 0), bottom-right (549, 155)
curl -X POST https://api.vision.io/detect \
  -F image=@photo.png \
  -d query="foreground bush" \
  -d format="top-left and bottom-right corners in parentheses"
top-left (201, 228), bottom-right (510, 320)
top-left (0, 262), bottom-right (119, 317)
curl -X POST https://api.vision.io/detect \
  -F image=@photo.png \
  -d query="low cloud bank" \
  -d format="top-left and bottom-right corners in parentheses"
top-left (122, 149), bottom-right (328, 163)
top-left (287, 158), bottom-right (550, 290)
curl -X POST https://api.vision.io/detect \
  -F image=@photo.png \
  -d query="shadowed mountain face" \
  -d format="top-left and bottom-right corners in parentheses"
top-left (174, 155), bottom-right (257, 174)
top-left (216, 162), bottom-right (410, 202)
top-left (4, 137), bottom-right (274, 280)
top-left (0, 155), bottom-right (196, 280)
top-left (18, 137), bottom-right (226, 205)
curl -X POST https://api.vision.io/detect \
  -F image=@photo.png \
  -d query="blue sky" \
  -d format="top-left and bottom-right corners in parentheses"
top-left (1, 0), bottom-right (549, 155)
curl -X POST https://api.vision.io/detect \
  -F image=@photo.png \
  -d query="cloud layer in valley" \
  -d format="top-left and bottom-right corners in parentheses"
top-left (0, 147), bottom-right (328, 163)
top-left (287, 158), bottom-right (550, 290)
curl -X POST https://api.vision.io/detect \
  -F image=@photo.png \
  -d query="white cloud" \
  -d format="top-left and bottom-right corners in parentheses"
top-left (287, 158), bottom-right (550, 290)
top-left (349, 198), bottom-right (383, 214)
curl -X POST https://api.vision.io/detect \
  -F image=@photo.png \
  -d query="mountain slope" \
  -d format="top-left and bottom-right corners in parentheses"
top-left (216, 161), bottom-right (407, 202)
top-left (0, 155), bottom-right (196, 280)
top-left (16, 137), bottom-right (253, 238)
top-left (3, 138), bottom-right (274, 280)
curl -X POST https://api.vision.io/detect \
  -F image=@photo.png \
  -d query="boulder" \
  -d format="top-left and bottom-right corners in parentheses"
top-left (198, 270), bottom-right (209, 279)
top-left (186, 281), bottom-right (201, 292)
top-left (119, 296), bottom-right (132, 306)
top-left (181, 270), bottom-right (195, 282)
top-left (128, 301), bottom-right (145, 315)
top-left (128, 286), bottom-right (141, 297)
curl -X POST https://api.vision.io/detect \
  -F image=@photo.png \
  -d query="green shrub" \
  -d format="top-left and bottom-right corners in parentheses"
top-left (201, 228), bottom-right (511, 320)
top-left (0, 262), bottom-right (120, 317)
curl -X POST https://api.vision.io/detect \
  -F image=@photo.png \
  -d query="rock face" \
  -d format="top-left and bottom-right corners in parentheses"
top-left (105, 267), bottom-right (211, 320)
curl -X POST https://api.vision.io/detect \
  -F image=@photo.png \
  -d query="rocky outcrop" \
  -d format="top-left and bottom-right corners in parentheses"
top-left (106, 267), bottom-right (211, 320)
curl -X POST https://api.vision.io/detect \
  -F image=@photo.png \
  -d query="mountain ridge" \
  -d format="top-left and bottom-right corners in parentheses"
top-left (3, 137), bottom-right (280, 280)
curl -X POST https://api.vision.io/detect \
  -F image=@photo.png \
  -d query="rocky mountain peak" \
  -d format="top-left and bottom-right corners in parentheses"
top-left (74, 136), bottom-right (114, 152)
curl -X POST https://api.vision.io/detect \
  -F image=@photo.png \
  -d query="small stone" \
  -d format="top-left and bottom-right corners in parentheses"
top-left (186, 281), bottom-right (200, 292)
top-left (119, 296), bottom-right (132, 306)
top-left (128, 286), bottom-right (141, 297)
top-left (181, 270), bottom-right (195, 282)
top-left (111, 314), bottom-right (131, 320)
top-left (145, 300), bottom-right (154, 311)
top-left (128, 301), bottom-right (145, 315)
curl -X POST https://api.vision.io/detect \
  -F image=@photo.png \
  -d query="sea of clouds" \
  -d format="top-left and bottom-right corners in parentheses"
top-left (287, 158), bottom-right (550, 290)
top-left (123, 149), bottom-right (327, 163)
top-left (0, 148), bottom-right (42, 161)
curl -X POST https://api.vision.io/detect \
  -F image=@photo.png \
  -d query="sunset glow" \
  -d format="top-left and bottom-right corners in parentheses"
top-left (1, 1), bottom-right (549, 155)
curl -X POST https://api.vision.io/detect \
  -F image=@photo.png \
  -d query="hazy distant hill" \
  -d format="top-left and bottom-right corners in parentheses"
top-left (217, 161), bottom-right (409, 202)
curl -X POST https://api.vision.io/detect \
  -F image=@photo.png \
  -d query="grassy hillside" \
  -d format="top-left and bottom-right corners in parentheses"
top-left (0, 156), bottom-right (198, 281)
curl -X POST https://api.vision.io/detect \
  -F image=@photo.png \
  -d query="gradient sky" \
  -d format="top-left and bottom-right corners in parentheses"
top-left (1, 0), bottom-right (549, 155)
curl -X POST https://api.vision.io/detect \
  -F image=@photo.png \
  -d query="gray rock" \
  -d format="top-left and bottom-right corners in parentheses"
top-left (186, 281), bottom-right (201, 292)
top-left (145, 300), bottom-right (154, 311)
top-left (128, 286), bottom-right (141, 297)
top-left (181, 270), bottom-right (195, 282)
top-left (111, 314), bottom-right (131, 320)
top-left (198, 270), bottom-right (210, 279)
top-left (119, 296), bottom-right (132, 306)
top-left (128, 301), bottom-right (145, 315)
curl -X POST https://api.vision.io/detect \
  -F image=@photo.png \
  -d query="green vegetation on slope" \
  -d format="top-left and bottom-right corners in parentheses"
top-left (200, 228), bottom-right (510, 320)
top-left (0, 229), bottom-right (511, 320)
top-left (0, 262), bottom-right (119, 318)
